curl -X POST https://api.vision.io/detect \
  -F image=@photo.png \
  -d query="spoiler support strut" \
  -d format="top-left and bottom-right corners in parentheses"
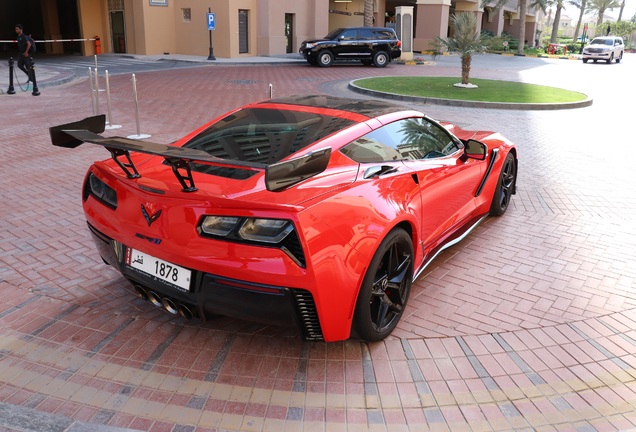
top-left (109, 148), bottom-right (141, 179)
top-left (166, 158), bottom-right (197, 192)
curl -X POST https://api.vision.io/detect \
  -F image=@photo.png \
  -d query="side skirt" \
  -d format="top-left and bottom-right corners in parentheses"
top-left (412, 215), bottom-right (488, 282)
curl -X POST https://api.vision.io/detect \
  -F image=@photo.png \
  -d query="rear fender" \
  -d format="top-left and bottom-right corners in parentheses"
top-left (300, 175), bottom-right (421, 341)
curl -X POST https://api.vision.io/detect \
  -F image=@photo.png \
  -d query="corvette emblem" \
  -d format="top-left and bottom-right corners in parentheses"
top-left (141, 204), bottom-right (162, 227)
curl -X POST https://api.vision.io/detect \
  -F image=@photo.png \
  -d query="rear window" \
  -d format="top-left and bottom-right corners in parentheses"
top-left (183, 108), bottom-right (355, 165)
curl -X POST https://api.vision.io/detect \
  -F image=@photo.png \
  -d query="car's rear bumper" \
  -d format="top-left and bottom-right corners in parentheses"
top-left (88, 222), bottom-right (324, 340)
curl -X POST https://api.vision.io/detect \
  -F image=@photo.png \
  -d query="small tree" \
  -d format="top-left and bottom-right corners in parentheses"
top-left (607, 20), bottom-right (636, 41)
top-left (429, 13), bottom-right (491, 87)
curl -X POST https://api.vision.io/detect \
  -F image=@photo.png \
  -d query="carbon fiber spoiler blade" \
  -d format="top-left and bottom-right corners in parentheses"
top-left (49, 115), bottom-right (332, 192)
top-left (49, 114), bottom-right (106, 148)
top-left (49, 115), bottom-right (264, 170)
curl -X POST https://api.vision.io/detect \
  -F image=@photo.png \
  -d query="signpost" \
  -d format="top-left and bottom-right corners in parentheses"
top-left (207, 9), bottom-right (216, 60)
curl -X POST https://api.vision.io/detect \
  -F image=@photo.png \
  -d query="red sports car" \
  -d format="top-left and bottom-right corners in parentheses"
top-left (50, 95), bottom-right (517, 342)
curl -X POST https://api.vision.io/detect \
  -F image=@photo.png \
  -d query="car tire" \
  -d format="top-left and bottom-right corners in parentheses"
top-left (582, 58), bottom-right (588, 63)
top-left (317, 50), bottom-right (334, 67)
top-left (606, 53), bottom-right (614, 64)
top-left (373, 51), bottom-right (390, 68)
top-left (489, 152), bottom-right (517, 216)
top-left (352, 228), bottom-right (413, 342)
top-left (616, 52), bottom-right (623, 63)
top-left (361, 59), bottom-right (373, 66)
top-left (593, 59), bottom-right (597, 63)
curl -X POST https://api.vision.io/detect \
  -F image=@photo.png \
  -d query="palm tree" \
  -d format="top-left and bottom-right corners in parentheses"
top-left (550, 0), bottom-right (565, 42)
top-left (364, 0), bottom-right (374, 27)
top-left (617, 0), bottom-right (625, 20)
top-left (569, 0), bottom-right (588, 43)
top-left (429, 13), bottom-right (491, 85)
top-left (588, 0), bottom-right (621, 26)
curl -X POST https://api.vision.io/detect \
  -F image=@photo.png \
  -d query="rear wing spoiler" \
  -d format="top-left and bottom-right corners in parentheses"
top-left (49, 115), bottom-right (331, 192)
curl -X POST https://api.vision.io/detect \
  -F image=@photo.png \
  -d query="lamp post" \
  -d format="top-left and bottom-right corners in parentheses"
top-left (207, 7), bottom-right (216, 60)
top-left (579, 23), bottom-right (588, 54)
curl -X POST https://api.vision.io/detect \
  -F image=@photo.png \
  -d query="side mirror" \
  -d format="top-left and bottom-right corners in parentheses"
top-left (464, 139), bottom-right (487, 160)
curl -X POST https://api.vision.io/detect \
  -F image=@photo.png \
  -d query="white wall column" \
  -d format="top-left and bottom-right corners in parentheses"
top-left (395, 6), bottom-right (414, 60)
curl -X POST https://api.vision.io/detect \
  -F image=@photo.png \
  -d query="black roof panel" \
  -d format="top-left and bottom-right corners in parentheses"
top-left (262, 95), bottom-right (408, 118)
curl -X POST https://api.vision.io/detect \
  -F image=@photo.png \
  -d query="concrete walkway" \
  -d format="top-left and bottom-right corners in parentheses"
top-left (0, 53), bottom-right (306, 93)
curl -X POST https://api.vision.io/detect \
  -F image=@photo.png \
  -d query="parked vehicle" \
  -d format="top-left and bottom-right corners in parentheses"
top-left (49, 95), bottom-right (518, 342)
top-left (299, 27), bottom-right (401, 68)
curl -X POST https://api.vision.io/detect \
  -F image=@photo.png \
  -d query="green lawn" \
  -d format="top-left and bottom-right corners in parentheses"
top-left (353, 77), bottom-right (588, 103)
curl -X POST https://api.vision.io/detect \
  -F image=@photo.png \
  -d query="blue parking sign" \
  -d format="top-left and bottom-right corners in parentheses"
top-left (207, 13), bottom-right (215, 30)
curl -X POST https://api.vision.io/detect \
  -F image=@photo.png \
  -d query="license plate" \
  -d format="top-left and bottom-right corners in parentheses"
top-left (126, 248), bottom-right (192, 292)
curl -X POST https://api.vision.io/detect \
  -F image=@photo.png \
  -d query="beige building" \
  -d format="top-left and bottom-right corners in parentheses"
top-left (30, 0), bottom-right (541, 57)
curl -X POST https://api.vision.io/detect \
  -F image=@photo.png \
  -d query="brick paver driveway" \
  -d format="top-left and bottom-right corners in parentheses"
top-left (1, 54), bottom-right (636, 431)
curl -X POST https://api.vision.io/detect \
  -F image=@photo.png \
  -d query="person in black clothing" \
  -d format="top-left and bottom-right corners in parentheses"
top-left (15, 24), bottom-right (34, 81)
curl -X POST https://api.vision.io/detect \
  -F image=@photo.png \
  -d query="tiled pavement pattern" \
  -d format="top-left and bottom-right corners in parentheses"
top-left (1, 55), bottom-right (636, 431)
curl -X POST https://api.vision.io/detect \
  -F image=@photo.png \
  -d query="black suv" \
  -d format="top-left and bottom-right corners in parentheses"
top-left (299, 27), bottom-right (402, 68)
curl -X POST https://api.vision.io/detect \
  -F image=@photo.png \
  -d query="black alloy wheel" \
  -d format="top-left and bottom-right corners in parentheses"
top-left (352, 228), bottom-right (413, 341)
top-left (489, 152), bottom-right (517, 216)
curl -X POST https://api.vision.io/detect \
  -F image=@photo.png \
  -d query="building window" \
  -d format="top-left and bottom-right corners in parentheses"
top-left (182, 8), bottom-right (192, 22)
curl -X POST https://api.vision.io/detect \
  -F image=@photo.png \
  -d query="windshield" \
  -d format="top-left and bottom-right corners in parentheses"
top-left (590, 38), bottom-right (614, 45)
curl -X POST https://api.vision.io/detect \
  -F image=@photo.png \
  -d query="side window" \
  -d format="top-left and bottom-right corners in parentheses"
top-left (340, 30), bottom-right (357, 40)
top-left (397, 118), bottom-right (462, 159)
top-left (340, 118), bottom-right (462, 163)
top-left (359, 29), bottom-right (375, 40)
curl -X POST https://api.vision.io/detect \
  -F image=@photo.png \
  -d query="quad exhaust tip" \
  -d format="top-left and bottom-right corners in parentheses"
top-left (147, 291), bottom-right (163, 308)
top-left (134, 285), bottom-right (149, 301)
top-left (161, 297), bottom-right (179, 315)
top-left (178, 304), bottom-right (193, 320)
top-left (133, 284), bottom-right (194, 320)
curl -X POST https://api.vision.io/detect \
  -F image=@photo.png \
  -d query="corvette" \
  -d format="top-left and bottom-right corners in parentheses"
top-left (50, 95), bottom-right (517, 342)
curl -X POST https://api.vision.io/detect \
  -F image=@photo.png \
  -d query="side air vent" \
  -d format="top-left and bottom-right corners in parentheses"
top-left (291, 289), bottom-right (324, 341)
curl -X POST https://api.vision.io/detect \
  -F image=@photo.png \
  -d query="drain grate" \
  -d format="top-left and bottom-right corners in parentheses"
top-left (227, 79), bottom-right (259, 85)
